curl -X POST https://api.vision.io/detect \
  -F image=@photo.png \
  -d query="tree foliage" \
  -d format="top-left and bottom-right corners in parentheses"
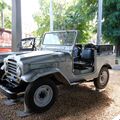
top-left (103, 0), bottom-right (120, 45)
top-left (32, 0), bottom-right (50, 36)
top-left (0, 0), bottom-right (8, 11)
top-left (33, 0), bottom-right (97, 43)
top-left (0, 0), bottom-right (11, 29)
top-left (63, 0), bottom-right (97, 43)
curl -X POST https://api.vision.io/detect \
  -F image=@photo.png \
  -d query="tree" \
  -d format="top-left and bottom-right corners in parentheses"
top-left (33, 0), bottom-right (97, 43)
top-left (0, 0), bottom-right (11, 29)
top-left (33, 0), bottom-right (72, 36)
top-left (62, 0), bottom-right (97, 43)
top-left (102, 0), bottom-right (120, 56)
top-left (32, 0), bottom-right (50, 36)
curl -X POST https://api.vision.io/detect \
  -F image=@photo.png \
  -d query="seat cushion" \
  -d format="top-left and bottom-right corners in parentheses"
top-left (81, 48), bottom-right (93, 61)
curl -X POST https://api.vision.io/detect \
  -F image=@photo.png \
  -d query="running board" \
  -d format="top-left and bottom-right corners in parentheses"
top-left (70, 79), bottom-right (86, 85)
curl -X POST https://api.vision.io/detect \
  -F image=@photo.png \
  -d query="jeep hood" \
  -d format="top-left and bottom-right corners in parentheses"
top-left (17, 50), bottom-right (66, 64)
top-left (0, 51), bottom-right (30, 63)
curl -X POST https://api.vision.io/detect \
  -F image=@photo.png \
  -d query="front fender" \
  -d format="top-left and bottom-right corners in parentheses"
top-left (21, 68), bottom-right (70, 84)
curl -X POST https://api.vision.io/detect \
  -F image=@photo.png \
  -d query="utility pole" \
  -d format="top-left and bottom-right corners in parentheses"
top-left (50, 0), bottom-right (53, 31)
top-left (97, 0), bottom-right (103, 45)
top-left (12, 0), bottom-right (22, 51)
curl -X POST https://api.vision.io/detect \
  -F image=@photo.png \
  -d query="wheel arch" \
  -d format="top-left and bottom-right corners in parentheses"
top-left (21, 69), bottom-right (70, 85)
top-left (35, 72), bottom-right (70, 85)
top-left (101, 64), bottom-right (112, 69)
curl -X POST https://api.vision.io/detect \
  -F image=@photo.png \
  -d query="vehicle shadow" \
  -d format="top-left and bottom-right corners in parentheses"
top-left (32, 84), bottom-right (114, 120)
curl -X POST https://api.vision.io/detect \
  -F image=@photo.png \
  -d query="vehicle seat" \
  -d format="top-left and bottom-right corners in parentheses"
top-left (80, 48), bottom-right (94, 67)
top-left (74, 44), bottom-right (95, 71)
top-left (73, 46), bottom-right (81, 62)
top-left (81, 48), bottom-right (94, 63)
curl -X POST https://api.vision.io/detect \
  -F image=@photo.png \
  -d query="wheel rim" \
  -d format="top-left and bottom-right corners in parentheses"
top-left (99, 70), bottom-right (108, 85)
top-left (34, 85), bottom-right (53, 107)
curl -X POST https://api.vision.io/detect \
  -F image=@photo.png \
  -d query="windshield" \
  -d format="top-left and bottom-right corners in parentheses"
top-left (43, 31), bottom-right (76, 46)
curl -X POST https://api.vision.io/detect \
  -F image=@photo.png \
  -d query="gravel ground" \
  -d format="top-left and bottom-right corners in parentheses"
top-left (0, 70), bottom-right (120, 120)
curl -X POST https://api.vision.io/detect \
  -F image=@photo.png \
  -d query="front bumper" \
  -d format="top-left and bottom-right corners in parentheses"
top-left (0, 84), bottom-right (17, 99)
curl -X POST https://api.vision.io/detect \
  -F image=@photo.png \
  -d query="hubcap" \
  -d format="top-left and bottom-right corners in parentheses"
top-left (34, 85), bottom-right (53, 107)
top-left (99, 71), bottom-right (108, 85)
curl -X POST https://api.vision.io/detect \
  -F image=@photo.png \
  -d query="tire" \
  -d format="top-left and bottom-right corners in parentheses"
top-left (94, 67), bottom-right (109, 89)
top-left (24, 78), bottom-right (58, 113)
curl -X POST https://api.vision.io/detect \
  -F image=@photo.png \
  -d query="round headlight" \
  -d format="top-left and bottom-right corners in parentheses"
top-left (16, 66), bottom-right (22, 77)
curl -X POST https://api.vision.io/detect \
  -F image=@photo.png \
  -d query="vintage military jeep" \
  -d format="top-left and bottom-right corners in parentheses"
top-left (0, 30), bottom-right (115, 114)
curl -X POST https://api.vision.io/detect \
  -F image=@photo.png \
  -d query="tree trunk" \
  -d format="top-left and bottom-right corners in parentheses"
top-left (116, 45), bottom-right (120, 57)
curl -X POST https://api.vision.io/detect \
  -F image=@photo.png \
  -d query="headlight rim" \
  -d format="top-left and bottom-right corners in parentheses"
top-left (4, 62), bottom-right (7, 71)
top-left (16, 65), bottom-right (22, 77)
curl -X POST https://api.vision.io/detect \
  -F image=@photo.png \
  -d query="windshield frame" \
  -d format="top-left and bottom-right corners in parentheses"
top-left (42, 30), bottom-right (78, 46)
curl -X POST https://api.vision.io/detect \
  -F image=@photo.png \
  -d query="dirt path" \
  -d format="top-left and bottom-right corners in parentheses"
top-left (0, 70), bottom-right (120, 120)
top-left (0, 115), bottom-right (4, 120)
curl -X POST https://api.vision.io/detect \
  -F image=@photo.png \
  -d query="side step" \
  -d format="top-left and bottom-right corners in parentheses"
top-left (70, 79), bottom-right (86, 85)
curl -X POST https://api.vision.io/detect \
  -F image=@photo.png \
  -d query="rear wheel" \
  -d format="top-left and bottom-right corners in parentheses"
top-left (94, 67), bottom-right (109, 89)
top-left (25, 78), bottom-right (58, 113)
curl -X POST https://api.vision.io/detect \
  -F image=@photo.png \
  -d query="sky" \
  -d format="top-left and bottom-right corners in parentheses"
top-left (4, 0), bottom-right (75, 37)
top-left (4, 0), bottom-right (39, 36)
top-left (21, 0), bottom-right (39, 35)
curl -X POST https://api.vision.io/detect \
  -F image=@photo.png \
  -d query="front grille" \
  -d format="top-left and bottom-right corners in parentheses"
top-left (5, 59), bottom-right (20, 87)
top-left (7, 59), bottom-right (17, 76)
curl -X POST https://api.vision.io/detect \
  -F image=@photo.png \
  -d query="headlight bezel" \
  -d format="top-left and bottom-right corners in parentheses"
top-left (16, 65), bottom-right (22, 77)
top-left (3, 61), bottom-right (7, 71)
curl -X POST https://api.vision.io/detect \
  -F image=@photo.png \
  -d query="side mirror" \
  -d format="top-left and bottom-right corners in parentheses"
top-left (20, 37), bottom-right (36, 51)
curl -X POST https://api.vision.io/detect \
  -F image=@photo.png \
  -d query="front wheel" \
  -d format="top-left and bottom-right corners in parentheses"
top-left (25, 79), bottom-right (58, 113)
top-left (94, 67), bottom-right (109, 90)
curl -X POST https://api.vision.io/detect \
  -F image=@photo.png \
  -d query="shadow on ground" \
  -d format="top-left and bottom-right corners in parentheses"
top-left (0, 84), bottom-right (114, 120)
top-left (30, 84), bottom-right (113, 120)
